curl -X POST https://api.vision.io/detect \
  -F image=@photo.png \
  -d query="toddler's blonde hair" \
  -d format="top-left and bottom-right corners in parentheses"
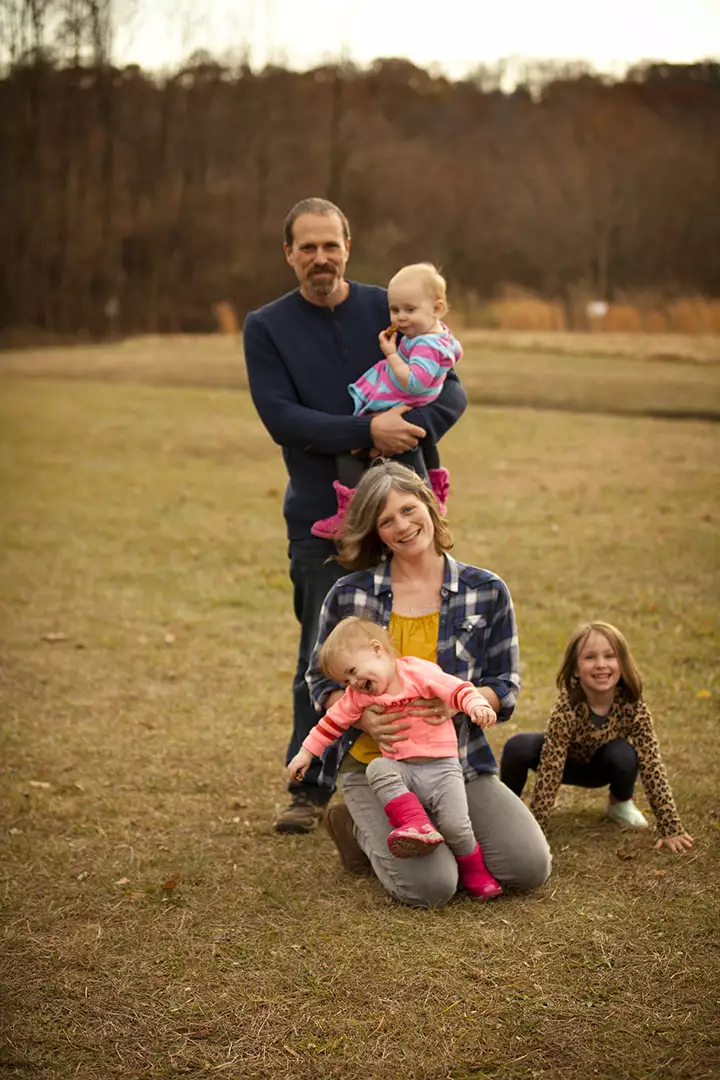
top-left (389, 262), bottom-right (448, 317)
top-left (319, 617), bottom-right (396, 683)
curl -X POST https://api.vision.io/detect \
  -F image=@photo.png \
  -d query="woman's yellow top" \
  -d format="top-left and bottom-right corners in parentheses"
top-left (347, 610), bottom-right (440, 765)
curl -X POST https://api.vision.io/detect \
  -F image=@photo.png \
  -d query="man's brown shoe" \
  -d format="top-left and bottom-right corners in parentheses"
top-left (274, 793), bottom-right (326, 834)
top-left (324, 802), bottom-right (372, 875)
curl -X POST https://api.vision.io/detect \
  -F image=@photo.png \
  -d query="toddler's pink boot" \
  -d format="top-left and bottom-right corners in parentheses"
top-left (428, 467), bottom-right (450, 516)
top-left (384, 792), bottom-right (444, 858)
top-left (456, 843), bottom-right (503, 901)
top-left (311, 481), bottom-right (355, 539)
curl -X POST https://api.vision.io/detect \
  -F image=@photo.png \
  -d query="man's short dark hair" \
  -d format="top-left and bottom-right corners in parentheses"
top-left (283, 198), bottom-right (351, 247)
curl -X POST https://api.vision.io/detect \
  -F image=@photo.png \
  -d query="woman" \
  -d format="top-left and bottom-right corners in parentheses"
top-left (307, 461), bottom-right (552, 908)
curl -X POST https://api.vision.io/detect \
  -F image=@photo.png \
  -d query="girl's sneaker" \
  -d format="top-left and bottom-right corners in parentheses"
top-left (606, 799), bottom-right (648, 828)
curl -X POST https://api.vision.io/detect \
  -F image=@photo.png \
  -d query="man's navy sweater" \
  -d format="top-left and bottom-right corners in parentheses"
top-left (243, 282), bottom-right (467, 541)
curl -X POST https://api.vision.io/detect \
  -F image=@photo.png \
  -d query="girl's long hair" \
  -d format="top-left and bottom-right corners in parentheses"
top-left (557, 621), bottom-right (643, 706)
top-left (335, 460), bottom-right (453, 571)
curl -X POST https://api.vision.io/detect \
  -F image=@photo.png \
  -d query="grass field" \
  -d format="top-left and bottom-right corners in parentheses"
top-left (1, 335), bottom-right (719, 1080)
top-left (1, 329), bottom-right (719, 420)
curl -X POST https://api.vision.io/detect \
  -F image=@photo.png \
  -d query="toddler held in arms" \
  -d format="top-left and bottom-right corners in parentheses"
top-left (287, 617), bottom-right (503, 900)
top-left (311, 263), bottom-right (461, 539)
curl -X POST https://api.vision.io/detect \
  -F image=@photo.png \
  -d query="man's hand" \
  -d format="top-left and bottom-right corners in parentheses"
top-left (370, 405), bottom-right (426, 456)
top-left (357, 704), bottom-right (411, 754)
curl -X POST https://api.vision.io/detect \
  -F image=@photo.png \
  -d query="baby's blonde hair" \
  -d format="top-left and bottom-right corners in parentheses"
top-left (389, 262), bottom-right (448, 317)
top-left (319, 617), bottom-right (396, 683)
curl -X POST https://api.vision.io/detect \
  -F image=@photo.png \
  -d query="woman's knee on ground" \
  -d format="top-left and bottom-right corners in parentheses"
top-left (373, 850), bottom-right (459, 910)
top-left (497, 836), bottom-right (552, 891)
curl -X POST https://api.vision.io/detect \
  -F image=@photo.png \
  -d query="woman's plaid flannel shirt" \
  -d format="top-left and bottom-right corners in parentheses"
top-left (306, 554), bottom-right (520, 793)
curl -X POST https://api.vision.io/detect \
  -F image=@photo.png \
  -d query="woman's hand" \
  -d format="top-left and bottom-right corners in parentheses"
top-left (404, 697), bottom-right (453, 727)
top-left (357, 704), bottom-right (411, 753)
top-left (655, 832), bottom-right (694, 854)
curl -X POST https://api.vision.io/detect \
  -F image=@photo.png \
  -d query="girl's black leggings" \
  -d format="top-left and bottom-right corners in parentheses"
top-left (500, 733), bottom-right (639, 802)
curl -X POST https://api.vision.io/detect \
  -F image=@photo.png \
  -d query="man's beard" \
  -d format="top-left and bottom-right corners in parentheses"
top-left (307, 267), bottom-right (338, 298)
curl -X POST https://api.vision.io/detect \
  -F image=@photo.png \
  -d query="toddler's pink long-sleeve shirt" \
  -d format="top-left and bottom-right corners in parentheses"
top-left (302, 656), bottom-right (487, 760)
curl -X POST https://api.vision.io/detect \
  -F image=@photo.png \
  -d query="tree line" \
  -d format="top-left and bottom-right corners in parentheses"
top-left (1, 6), bottom-right (718, 335)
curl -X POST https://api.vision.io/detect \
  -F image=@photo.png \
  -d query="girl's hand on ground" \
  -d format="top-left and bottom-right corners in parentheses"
top-left (357, 704), bottom-right (410, 752)
top-left (470, 703), bottom-right (497, 729)
top-left (286, 750), bottom-right (312, 783)
top-left (405, 697), bottom-right (453, 726)
top-left (655, 832), bottom-right (694, 854)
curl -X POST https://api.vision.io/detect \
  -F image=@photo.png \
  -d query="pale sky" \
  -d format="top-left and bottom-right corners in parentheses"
top-left (115, 0), bottom-right (720, 76)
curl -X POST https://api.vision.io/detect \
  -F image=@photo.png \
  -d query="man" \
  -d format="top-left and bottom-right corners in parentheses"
top-left (243, 197), bottom-right (467, 834)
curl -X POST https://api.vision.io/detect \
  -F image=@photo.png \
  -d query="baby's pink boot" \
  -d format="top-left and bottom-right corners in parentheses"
top-left (311, 481), bottom-right (355, 539)
top-left (456, 843), bottom-right (503, 901)
top-left (384, 792), bottom-right (444, 859)
top-left (428, 467), bottom-right (450, 516)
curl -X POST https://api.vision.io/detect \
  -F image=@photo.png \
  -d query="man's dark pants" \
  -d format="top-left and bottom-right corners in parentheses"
top-left (287, 537), bottom-right (347, 804)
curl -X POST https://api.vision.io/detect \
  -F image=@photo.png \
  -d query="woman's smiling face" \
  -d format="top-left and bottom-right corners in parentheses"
top-left (376, 487), bottom-right (435, 558)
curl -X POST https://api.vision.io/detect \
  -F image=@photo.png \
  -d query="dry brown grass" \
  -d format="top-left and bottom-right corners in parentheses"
top-left (478, 299), bottom-right (567, 332)
top-left (457, 329), bottom-right (720, 364)
top-left (455, 291), bottom-right (720, 337)
top-left (1, 344), bottom-right (719, 1079)
top-left (1, 331), bottom-right (719, 423)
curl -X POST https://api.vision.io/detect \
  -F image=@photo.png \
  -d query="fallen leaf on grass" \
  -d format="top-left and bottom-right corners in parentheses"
top-left (695, 689), bottom-right (712, 699)
top-left (41, 632), bottom-right (69, 643)
top-left (653, 869), bottom-right (666, 877)
top-left (616, 848), bottom-right (639, 860)
top-left (115, 877), bottom-right (131, 886)
top-left (29, 781), bottom-right (51, 789)
top-left (164, 632), bottom-right (176, 645)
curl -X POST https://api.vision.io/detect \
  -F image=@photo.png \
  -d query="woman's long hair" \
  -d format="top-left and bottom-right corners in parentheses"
top-left (335, 460), bottom-right (453, 571)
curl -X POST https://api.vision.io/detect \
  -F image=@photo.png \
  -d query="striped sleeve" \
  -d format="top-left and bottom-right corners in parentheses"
top-left (452, 683), bottom-right (491, 716)
top-left (400, 336), bottom-right (457, 397)
top-left (302, 690), bottom-right (363, 758)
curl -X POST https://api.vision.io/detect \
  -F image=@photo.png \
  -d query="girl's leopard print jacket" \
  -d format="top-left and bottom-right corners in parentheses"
top-left (530, 689), bottom-right (684, 837)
